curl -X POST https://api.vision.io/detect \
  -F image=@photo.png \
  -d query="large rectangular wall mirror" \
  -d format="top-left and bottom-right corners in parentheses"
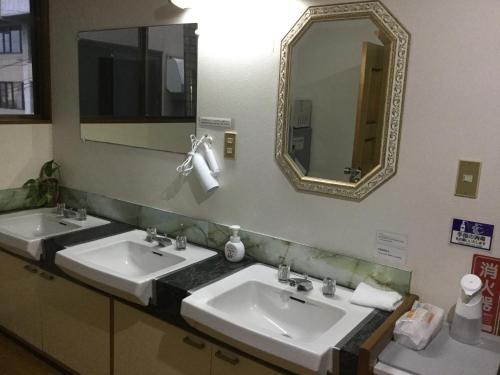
top-left (78, 23), bottom-right (198, 153)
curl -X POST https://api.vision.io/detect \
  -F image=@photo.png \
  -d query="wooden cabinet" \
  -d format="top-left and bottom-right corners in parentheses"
top-left (211, 345), bottom-right (283, 375)
top-left (40, 273), bottom-right (110, 375)
top-left (1, 249), bottom-right (285, 375)
top-left (115, 301), bottom-right (284, 375)
top-left (114, 301), bottom-right (211, 375)
top-left (0, 249), bottom-right (110, 375)
top-left (0, 249), bottom-right (43, 349)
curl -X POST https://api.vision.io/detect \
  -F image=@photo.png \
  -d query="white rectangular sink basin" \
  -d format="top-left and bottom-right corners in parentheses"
top-left (0, 208), bottom-right (109, 260)
top-left (77, 241), bottom-right (186, 277)
top-left (181, 264), bottom-right (374, 374)
top-left (55, 230), bottom-right (217, 305)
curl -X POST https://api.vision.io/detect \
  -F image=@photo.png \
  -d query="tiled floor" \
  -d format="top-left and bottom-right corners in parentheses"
top-left (0, 332), bottom-right (63, 375)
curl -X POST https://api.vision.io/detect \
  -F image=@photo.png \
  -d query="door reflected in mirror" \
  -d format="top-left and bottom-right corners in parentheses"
top-left (275, 2), bottom-right (410, 200)
top-left (288, 19), bottom-right (388, 183)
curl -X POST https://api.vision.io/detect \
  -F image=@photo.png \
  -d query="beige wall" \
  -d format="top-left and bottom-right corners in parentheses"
top-left (50, 0), bottom-right (500, 311)
top-left (0, 124), bottom-right (52, 189)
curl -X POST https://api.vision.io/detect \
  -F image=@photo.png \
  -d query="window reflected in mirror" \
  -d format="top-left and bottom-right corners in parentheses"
top-left (78, 23), bottom-right (197, 122)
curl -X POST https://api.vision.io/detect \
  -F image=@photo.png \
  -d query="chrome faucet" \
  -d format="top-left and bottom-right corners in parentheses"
top-left (145, 227), bottom-right (172, 247)
top-left (288, 274), bottom-right (313, 292)
top-left (62, 207), bottom-right (87, 221)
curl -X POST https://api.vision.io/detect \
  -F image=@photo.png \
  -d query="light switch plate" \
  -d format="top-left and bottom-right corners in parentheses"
top-left (455, 160), bottom-right (481, 198)
top-left (224, 131), bottom-right (237, 159)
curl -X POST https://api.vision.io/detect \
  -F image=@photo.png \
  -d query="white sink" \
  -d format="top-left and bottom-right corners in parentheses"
top-left (55, 230), bottom-right (217, 305)
top-left (0, 208), bottom-right (109, 260)
top-left (181, 264), bottom-right (374, 374)
top-left (76, 241), bottom-right (186, 277)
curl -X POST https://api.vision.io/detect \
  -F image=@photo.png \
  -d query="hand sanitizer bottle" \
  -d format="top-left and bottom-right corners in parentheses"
top-left (224, 225), bottom-right (245, 262)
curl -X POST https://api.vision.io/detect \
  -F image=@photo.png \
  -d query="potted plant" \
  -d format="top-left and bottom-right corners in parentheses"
top-left (23, 160), bottom-right (61, 207)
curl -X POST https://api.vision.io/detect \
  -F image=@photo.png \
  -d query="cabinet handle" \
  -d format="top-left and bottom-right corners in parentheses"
top-left (182, 336), bottom-right (206, 350)
top-left (39, 272), bottom-right (54, 281)
top-left (23, 264), bottom-right (38, 273)
top-left (215, 350), bottom-right (239, 366)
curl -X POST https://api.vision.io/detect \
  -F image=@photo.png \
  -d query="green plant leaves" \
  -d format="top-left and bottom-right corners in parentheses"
top-left (41, 160), bottom-right (60, 178)
top-left (23, 160), bottom-right (61, 208)
top-left (23, 178), bottom-right (36, 187)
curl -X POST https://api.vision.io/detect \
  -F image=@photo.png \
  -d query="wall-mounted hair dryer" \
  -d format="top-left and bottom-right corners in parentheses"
top-left (177, 135), bottom-right (220, 193)
top-left (201, 142), bottom-right (220, 177)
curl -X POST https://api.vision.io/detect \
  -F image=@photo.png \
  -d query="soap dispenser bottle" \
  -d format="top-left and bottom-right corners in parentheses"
top-left (450, 274), bottom-right (483, 345)
top-left (224, 225), bottom-right (245, 262)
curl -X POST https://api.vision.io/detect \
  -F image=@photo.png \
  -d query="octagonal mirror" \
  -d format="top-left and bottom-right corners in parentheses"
top-left (275, 1), bottom-right (410, 200)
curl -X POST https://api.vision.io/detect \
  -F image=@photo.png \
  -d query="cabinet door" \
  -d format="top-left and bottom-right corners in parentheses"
top-left (40, 273), bottom-right (110, 375)
top-left (211, 345), bottom-right (284, 375)
top-left (0, 250), bottom-right (43, 349)
top-left (114, 301), bottom-right (211, 375)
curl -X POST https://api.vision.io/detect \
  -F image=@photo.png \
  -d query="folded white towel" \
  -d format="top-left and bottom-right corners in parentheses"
top-left (350, 282), bottom-right (403, 311)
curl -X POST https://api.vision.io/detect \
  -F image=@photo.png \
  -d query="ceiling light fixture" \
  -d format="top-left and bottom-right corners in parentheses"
top-left (169, 0), bottom-right (194, 9)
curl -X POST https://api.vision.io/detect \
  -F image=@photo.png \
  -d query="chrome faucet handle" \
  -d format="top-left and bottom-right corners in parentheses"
top-left (278, 263), bottom-right (290, 283)
top-left (322, 277), bottom-right (336, 297)
top-left (175, 224), bottom-right (187, 250)
top-left (55, 203), bottom-right (66, 216)
top-left (76, 208), bottom-right (87, 221)
top-left (145, 227), bottom-right (157, 242)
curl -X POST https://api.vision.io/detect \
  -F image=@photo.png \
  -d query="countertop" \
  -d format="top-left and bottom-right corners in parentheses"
top-left (40, 218), bottom-right (256, 326)
top-left (339, 309), bottom-right (392, 375)
top-left (38, 214), bottom-right (392, 374)
top-left (377, 323), bottom-right (500, 375)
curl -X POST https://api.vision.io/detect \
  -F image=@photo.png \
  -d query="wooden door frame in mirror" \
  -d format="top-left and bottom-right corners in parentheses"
top-left (275, 1), bottom-right (410, 201)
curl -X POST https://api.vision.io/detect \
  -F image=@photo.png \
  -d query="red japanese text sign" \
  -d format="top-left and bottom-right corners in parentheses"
top-left (471, 254), bottom-right (500, 335)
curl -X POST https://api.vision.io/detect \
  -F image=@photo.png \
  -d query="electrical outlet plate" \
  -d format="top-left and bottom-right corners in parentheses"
top-left (224, 131), bottom-right (237, 159)
top-left (455, 160), bottom-right (481, 198)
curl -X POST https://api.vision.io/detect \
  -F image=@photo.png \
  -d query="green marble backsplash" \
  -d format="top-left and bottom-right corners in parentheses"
top-left (0, 187), bottom-right (34, 212)
top-left (58, 187), bottom-right (412, 294)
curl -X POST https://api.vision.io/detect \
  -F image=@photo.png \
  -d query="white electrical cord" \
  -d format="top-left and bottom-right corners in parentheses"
top-left (176, 134), bottom-right (214, 176)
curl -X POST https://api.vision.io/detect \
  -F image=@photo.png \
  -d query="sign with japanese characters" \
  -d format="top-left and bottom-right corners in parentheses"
top-left (374, 230), bottom-right (408, 266)
top-left (450, 219), bottom-right (494, 251)
top-left (471, 254), bottom-right (500, 335)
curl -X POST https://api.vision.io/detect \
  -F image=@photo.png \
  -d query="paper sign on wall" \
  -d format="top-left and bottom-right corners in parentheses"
top-left (374, 230), bottom-right (408, 266)
top-left (450, 219), bottom-right (494, 251)
top-left (471, 254), bottom-right (500, 335)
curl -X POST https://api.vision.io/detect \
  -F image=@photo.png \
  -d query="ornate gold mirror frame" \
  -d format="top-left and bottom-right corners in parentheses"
top-left (275, 1), bottom-right (410, 200)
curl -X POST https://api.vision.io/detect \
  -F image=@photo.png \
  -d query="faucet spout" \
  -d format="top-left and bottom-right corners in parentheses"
top-left (145, 227), bottom-right (172, 247)
top-left (63, 207), bottom-right (87, 221)
top-left (288, 276), bottom-right (313, 292)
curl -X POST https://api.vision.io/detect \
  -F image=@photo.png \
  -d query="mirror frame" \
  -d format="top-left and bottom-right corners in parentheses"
top-left (275, 1), bottom-right (410, 200)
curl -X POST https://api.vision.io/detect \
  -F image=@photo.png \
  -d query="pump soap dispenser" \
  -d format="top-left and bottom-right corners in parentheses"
top-left (450, 274), bottom-right (483, 345)
top-left (224, 225), bottom-right (245, 262)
